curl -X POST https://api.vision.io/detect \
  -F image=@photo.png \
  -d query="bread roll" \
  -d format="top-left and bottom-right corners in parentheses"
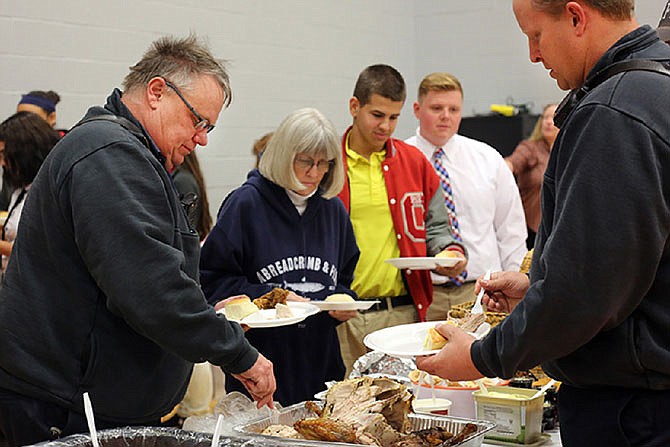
top-left (423, 327), bottom-right (448, 350)
top-left (435, 250), bottom-right (459, 258)
top-left (325, 293), bottom-right (355, 303)
top-left (224, 297), bottom-right (260, 321)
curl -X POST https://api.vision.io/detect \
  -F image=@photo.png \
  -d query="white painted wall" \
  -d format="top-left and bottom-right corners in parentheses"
top-left (0, 0), bottom-right (666, 215)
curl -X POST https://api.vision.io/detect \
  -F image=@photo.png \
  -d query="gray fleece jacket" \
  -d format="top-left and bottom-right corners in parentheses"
top-left (0, 89), bottom-right (258, 422)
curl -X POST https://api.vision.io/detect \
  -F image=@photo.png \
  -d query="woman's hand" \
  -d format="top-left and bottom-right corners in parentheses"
top-left (328, 310), bottom-right (358, 322)
top-left (286, 291), bottom-right (310, 302)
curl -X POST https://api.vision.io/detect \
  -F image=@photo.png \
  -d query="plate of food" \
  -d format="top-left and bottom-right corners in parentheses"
top-left (385, 255), bottom-right (460, 270)
top-left (218, 288), bottom-right (320, 328)
top-left (309, 293), bottom-right (380, 311)
top-left (363, 314), bottom-right (491, 359)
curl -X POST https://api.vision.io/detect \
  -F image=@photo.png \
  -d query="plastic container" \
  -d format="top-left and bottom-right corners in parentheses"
top-left (412, 397), bottom-right (452, 416)
top-left (410, 375), bottom-right (508, 419)
top-left (473, 386), bottom-right (544, 444)
top-left (412, 383), bottom-right (476, 418)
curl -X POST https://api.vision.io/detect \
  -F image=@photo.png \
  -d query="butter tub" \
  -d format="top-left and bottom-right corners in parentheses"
top-left (473, 386), bottom-right (544, 444)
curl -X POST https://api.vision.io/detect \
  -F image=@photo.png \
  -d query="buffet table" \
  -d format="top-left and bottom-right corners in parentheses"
top-left (30, 426), bottom-right (563, 447)
top-left (482, 428), bottom-right (561, 446)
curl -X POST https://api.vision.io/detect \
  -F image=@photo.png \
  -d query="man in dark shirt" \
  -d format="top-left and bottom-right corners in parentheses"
top-left (417, 1), bottom-right (670, 445)
top-left (0, 35), bottom-right (275, 446)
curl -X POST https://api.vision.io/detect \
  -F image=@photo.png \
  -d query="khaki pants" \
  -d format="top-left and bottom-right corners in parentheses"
top-left (426, 282), bottom-right (476, 321)
top-left (337, 304), bottom-right (418, 378)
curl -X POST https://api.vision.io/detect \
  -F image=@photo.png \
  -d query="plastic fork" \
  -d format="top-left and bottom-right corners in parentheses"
top-left (83, 393), bottom-right (100, 447)
top-left (471, 270), bottom-right (491, 314)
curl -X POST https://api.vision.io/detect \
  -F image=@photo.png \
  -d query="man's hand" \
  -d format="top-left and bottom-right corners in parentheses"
top-left (476, 271), bottom-right (530, 313)
top-left (434, 249), bottom-right (467, 277)
top-left (232, 353), bottom-right (276, 409)
top-left (415, 323), bottom-right (482, 381)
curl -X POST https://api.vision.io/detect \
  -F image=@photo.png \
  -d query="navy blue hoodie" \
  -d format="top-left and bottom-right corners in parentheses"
top-left (200, 169), bottom-right (360, 405)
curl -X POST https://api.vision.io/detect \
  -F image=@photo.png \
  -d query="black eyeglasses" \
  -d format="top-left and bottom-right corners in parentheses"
top-left (163, 79), bottom-right (215, 133)
top-left (294, 156), bottom-right (335, 173)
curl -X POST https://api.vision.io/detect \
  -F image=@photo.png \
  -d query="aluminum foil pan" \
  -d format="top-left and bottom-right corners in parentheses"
top-left (28, 426), bottom-right (243, 447)
top-left (235, 402), bottom-right (495, 447)
top-left (349, 351), bottom-right (415, 380)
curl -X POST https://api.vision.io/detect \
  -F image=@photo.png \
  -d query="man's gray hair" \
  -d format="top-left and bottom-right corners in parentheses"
top-left (532, 0), bottom-right (634, 20)
top-left (122, 33), bottom-right (231, 107)
top-left (259, 108), bottom-right (344, 199)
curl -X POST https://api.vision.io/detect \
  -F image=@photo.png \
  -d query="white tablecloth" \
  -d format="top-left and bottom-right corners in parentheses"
top-left (482, 429), bottom-right (561, 446)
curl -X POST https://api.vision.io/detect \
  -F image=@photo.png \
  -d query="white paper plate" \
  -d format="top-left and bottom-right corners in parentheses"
top-left (219, 301), bottom-right (319, 328)
top-left (363, 321), bottom-right (491, 359)
top-left (385, 257), bottom-right (460, 270)
top-left (310, 300), bottom-right (380, 311)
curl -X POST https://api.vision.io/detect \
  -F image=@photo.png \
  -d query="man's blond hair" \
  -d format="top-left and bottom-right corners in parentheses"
top-left (417, 72), bottom-right (463, 101)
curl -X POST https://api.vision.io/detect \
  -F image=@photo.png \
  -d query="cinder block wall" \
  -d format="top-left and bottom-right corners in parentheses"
top-left (0, 0), bottom-right (665, 214)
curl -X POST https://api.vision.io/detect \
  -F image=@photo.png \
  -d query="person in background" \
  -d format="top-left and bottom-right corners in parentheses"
top-left (252, 131), bottom-right (273, 168)
top-left (505, 103), bottom-right (559, 248)
top-left (172, 150), bottom-right (212, 241)
top-left (405, 72), bottom-right (527, 319)
top-left (0, 91), bottom-right (67, 211)
top-left (0, 112), bottom-right (59, 273)
top-left (0, 34), bottom-right (275, 446)
top-left (417, 1), bottom-right (670, 445)
top-left (200, 107), bottom-right (360, 405)
top-left (659, 0), bottom-right (670, 44)
top-left (336, 64), bottom-right (467, 376)
top-left (16, 90), bottom-right (67, 137)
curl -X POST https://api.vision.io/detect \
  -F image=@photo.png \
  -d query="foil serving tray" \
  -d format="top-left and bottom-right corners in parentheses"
top-left (234, 401), bottom-right (496, 447)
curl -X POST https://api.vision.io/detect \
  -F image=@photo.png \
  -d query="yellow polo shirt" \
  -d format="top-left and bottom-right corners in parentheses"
top-left (346, 143), bottom-right (407, 299)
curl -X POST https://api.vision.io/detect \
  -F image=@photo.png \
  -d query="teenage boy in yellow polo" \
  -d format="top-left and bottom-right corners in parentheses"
top-left (336, 64), bottom-right (467, 374)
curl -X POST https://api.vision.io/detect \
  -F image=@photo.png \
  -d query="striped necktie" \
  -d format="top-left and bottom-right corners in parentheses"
top-left (434, 147), bottom-right (467, 285)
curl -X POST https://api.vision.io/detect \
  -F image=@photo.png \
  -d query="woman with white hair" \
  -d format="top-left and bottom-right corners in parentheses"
top-left (200, 107), bottom-right (360, 405)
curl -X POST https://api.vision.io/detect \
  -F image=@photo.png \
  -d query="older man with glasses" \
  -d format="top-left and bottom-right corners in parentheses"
top-left (0, 34), bottom-right (275, 446)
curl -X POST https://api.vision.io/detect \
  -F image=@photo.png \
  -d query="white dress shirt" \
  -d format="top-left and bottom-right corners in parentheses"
top-left (406, 129), bottom-right (527, 281)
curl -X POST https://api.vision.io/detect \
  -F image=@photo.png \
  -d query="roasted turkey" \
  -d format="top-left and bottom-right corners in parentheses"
top-left (294, 376), bottom-right (412, 446)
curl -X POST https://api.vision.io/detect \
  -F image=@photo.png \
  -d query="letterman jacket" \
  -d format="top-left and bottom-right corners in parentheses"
top-left (338, 126), bottom-right (464, 321)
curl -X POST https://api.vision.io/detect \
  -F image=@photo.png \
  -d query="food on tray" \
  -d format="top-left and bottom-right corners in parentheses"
top-left (435, 250), bottom-right (460, 258)
top-left (253, 287), bottom-right (289, 309)
top-left (261, 424), bottom-right (304, 439)
top-left (325, 293), bottom-right (355, 303)
top-left (275, 302), bottom-right (294, 319)
top-left (261, 377), bottom-right (479, 446)
top-left (422, 313), bottom-right (486, 350)
top-left (295, 376), bottom-right (413, 445)
top-left (223, 296), bottom-right (260, 321)
top-left (409, 370), bottom-right (502, 389)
